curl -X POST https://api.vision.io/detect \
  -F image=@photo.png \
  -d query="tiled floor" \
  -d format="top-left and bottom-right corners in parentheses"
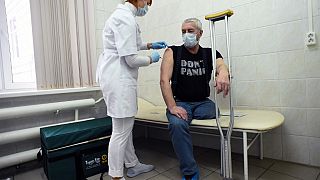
top-left (2, 138), bottom-right (320, 180)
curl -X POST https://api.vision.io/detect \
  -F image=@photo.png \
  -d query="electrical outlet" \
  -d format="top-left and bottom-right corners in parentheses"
top-left (305, 32), bottom-right (317, 46)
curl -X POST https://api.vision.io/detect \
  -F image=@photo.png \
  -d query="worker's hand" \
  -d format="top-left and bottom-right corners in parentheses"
top-left (215, 69), bottom-right (230, 97)
top-left (168, 106), bottom-right (188, 120)
top-left (151, 41), bottom-right (168, 49)
top-left (150, 51), bottom-right (160, 63)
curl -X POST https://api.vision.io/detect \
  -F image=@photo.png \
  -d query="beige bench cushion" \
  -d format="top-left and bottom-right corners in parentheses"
top-left (136, 98), bottom-right (284, 131)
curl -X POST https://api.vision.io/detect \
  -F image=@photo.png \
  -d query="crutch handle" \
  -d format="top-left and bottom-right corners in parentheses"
top-left (205, 9), bottom-right (234, 22)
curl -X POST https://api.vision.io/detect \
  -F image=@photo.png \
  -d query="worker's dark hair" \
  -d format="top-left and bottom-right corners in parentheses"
top-left (126, 0), bottom-right (136, 4)
top-left (126, 0), bottom-right (152, 6)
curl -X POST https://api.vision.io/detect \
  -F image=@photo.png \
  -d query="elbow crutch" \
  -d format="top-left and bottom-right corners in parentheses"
top-left (205, 10), bottom-right (234, 180)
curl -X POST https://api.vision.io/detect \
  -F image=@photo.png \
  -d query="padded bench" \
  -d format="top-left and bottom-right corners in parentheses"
top-left (134, 98), bottom-right (284, 180)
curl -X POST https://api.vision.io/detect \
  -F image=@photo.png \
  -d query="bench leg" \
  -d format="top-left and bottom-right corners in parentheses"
top-left (260, 133), bottom-right (263, 160)
top-left (243, 132), bottom-right (249, 180)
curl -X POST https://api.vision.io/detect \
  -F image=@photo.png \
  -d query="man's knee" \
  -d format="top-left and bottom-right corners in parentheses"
top-left (193, 100), bottom-right (219, 119)
top-left (167, 114), bottom-right (188, 131)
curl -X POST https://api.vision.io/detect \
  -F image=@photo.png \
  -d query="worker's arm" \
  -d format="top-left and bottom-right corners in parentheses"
top-left (125, 54), bottom-right (151, 68)
top-left (125, 52), bottom-right (160, 68)
top-left (139, 43), bottom-right (149, 50)
top-left (215, 58), bottom-right (230, 97)
top-left (160, 48), bottom-right (188, 120)
top-left (140, 42), bottom-right (167, 50)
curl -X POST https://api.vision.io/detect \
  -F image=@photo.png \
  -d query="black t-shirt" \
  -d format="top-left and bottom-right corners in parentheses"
top-left (170, 45), bottom-right (223, 102)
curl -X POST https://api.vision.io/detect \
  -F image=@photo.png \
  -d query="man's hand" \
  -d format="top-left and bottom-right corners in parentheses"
top-left (215, 68), bottom-right (230, 97)
top-left (168, 106), bottom-right (188, 120)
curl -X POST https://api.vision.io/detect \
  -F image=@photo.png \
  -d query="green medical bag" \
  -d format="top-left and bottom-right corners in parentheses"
top-left (40, 117), bottom-right (112, 180)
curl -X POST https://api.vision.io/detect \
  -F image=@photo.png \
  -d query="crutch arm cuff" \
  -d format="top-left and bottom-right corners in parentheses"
top-left (205, 9), bottom-right (234, 21)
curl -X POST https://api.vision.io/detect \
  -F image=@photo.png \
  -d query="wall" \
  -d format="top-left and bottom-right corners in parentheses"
top-left (95, 0), bottom-right (320, 167)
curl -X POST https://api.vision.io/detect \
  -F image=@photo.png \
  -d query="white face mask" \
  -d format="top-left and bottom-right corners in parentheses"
top-left (182, 33), bottom-right (198, 48)
top-left (136, 3), bottom-right (148, 16)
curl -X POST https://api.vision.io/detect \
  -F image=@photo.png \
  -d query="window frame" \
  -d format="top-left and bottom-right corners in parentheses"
top-left (0, 0), bottom-right (36, 91)
top-left (0, 43), bottom-right (4, 91)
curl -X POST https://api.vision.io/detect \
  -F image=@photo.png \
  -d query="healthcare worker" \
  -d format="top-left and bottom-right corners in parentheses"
top-left (96, 0), bottom-right (167, 179)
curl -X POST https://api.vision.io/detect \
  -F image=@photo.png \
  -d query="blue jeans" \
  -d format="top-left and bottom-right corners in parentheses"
top-left (166, 98), bottom-right (218, 176)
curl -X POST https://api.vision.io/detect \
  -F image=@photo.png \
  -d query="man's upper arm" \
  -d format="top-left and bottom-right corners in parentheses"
top-left (160, 48), bottom-right (174, 83)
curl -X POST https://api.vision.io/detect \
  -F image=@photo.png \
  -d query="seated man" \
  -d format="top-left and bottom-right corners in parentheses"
top-left (160, 18), bottom-right (230, 180)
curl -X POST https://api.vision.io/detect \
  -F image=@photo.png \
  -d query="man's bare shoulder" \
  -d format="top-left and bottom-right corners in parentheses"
top-left (164, 48), bottom-right (173, 54)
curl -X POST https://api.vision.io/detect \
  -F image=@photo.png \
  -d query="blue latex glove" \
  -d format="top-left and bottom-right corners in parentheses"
top-left (151, 41), bottom-right (167, 49)
top-left (150, 51), bottom-right (160, 63)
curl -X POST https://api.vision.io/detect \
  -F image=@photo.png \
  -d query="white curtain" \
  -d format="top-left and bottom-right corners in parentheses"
top-left (30, 0), bottom-right (96, 89)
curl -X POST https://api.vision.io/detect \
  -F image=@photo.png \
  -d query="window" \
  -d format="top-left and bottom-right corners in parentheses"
top-left (0, 0), bottom-right (97, 92)
top-left (0, 0), bottom-right (36, 91)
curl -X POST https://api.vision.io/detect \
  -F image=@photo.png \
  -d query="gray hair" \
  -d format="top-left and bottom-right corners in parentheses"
top-left (183, 18), bottom-right (203, 31)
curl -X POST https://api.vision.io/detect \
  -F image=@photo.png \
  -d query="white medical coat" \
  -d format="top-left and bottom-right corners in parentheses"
top-left (97, 3), bottom-right (144, 118)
